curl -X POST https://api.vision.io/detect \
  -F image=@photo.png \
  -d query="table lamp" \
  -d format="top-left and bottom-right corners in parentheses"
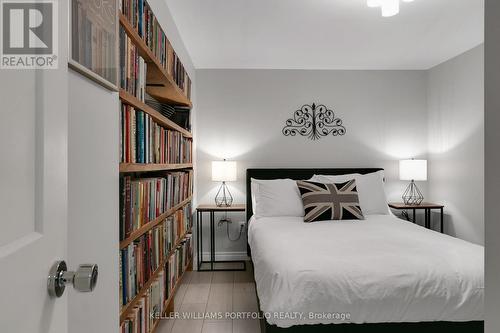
top-left (399, 159), bottom-right (427, 205)
top-left (212, 160), bottom-right (237, 207)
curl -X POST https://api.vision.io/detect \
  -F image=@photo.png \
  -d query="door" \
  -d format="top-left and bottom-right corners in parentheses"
top-left (0, 0), bottom-right (68, 332)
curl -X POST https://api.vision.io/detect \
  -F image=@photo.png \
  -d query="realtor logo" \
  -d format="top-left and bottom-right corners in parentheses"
top-left (1, 0), bottom-right (58, 69)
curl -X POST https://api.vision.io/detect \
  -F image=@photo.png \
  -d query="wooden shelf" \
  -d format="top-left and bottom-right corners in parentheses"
top-left (119, 14), bottom-right (192, 108)
top-left (196, 204), bottom-right (246, 212)
top-left (147, 256), bottom-right (192, 333)
top-left (119, 162), bottom-right (193, 173)
top-left (161, 256), bottom-right (192, 311)
top-left (150, 318), bottom-right (161, 333)
top-left (120, 196), bottom-right (192, 249)
top-left (119, 89), bottom-right (192, 138)
top-left (119, 7), bottom-right (194, 331)
top-left (119, 229), bottom-right (193, 323)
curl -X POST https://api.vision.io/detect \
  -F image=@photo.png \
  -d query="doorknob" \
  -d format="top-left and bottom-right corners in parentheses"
top-left (47, 260), bottom-right (98, 297)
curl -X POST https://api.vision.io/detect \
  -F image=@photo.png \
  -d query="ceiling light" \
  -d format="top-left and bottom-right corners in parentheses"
top-left (367, 0), bottom-right (381, 7)
top-left (367, 0), bottom-right (415, 17)
top-left (381, 0), bottom-right (399, 17)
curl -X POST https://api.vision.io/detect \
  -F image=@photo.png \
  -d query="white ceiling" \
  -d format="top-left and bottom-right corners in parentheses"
top-left (165, 0), bottom-right (484, 70)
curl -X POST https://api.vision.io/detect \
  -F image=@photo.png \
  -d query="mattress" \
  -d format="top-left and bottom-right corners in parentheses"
top-left (248, 214), bottom-right (484, 328)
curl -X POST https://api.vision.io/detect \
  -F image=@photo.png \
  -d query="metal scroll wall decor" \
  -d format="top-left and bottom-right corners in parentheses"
top-left (282, 103), bottom-right (346, 140)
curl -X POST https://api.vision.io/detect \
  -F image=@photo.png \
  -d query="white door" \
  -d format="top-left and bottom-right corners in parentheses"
top-left (0, 0), bottom-right (69, 332)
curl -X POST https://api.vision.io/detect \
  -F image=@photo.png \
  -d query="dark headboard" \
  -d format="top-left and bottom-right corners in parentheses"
top-left (245, 168), bottom-right (383, 222)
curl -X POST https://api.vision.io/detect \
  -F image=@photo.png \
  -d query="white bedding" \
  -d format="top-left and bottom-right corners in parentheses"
top-left (248, 214), bottom-right (484, 328)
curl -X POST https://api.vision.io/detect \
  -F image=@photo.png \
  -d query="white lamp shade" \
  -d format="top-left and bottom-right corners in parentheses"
top-left (212, 161), bottom-right (237, 182)
top-left (399, 159), bottom-right (427, 181)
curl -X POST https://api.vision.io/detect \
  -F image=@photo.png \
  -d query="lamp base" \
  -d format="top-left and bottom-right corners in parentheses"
top-left (215, 182), bottom-right (233, 207)
top-left (402, 180), bottom-right (424, 205)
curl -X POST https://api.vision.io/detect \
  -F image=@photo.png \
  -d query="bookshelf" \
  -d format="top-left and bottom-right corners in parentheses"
top-left (119, 228), bottom-right (192, 323)
top-left (119, 90), bottom-right (192, 138)
top-left (119, 14), bottom-right (192, 107)
top-left (120, 196), bottom-right (192, 249)
top-left (118, 1), bottom-right (194, 332)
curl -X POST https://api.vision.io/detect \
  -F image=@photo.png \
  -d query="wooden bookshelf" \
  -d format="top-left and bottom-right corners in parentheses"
top-left (119, 229), bottom-right (193, 323)
top-left (119, 89), bottom-right (192, 138)
top-left (120, 196), bottom-right (192, 249)
top-left (120, 162), bottom-right (193, 173)
top-left (119, 14), bottom-right (192, 108)
top-left (150, 257), bottom-right (192, 332)
top-left (118, 3), bottom-right (194, 331)
top-left (162, 256), bottom-right (192, 311)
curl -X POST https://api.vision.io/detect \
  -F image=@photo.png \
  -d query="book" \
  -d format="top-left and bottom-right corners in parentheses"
top-left (119, 174), bottom-right (193, 239)
top-left (137, 110), bottom-right (144, 163)
top-left (120, 0), bottom-right (191, 97)
top-left (119, 228), bottom-right (192, 309)
top-left (120, 25), bottom-right (147, 101)
top-left (120, 103), bottom-right (193, 164)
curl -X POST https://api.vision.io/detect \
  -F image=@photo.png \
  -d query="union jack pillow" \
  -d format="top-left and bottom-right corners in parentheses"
top-left (296, 180), bottom-right (364, 222)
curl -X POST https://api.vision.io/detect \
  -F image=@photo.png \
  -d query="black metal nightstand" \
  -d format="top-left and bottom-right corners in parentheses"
top-left (196, 204), bottom-right (246, 271)
top-left (389, 202), bottom-right (445, 233)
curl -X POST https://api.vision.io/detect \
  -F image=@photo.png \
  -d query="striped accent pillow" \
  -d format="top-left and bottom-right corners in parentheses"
top-left (296, 180), bottom-right (364, 222)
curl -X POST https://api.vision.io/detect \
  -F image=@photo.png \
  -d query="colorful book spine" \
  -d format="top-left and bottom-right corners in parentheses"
top-left (119, 103), bottom-right (193, 164)
top-left (119, 0), bottom-right (192, 98)
top-left (119, 175), bottom-right (193, 240)
top-left (119, 230), bottom-right (192, 310)
top-left (120, 272), bottom-right (164, 333)
top-left (120, 25), bottom-right (147, 101)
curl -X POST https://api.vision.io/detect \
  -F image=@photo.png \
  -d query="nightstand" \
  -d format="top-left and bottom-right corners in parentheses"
top-left (196, 204), bottom-right (246, 271)
top-left (389, 202), bottom-right (444, 233)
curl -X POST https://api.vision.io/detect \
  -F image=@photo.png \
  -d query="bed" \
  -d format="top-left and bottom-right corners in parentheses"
top-left (246, 168), bottom-right (484, 333)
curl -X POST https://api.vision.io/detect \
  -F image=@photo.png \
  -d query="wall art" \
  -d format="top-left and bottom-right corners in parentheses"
top-left (69, 0), bottom-right (119, 91)
top-left (282, 103), bottom-right (346, 140)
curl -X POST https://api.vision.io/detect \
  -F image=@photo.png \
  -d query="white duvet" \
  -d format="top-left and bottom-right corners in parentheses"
top-left (248, 215), bottom-right (484, 328)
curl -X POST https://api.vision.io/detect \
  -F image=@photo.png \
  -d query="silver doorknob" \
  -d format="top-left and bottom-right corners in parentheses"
top-left (47, 260), bottom-right (98, 297)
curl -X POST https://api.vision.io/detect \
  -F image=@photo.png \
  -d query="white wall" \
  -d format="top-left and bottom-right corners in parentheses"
top-left (67, 1), bottom-right (196, 331)
top-left (68, 71), bottom-right (119, 333)
top-left (195, 46), bottom-right (484, 255)
top-left (427, 45), bottom-right (484, 245)
top-left (195, 69), bottom-right (429, 256)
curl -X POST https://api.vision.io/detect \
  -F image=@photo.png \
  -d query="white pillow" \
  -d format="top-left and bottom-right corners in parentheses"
top-left (309, 173), bottom-right (361, 183)
top-left (251, 178), bottom-right (304, 217)
top-left (313, 171), bottom-right (390, 215)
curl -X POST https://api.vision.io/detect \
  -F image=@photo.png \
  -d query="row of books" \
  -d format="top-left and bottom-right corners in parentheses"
top-left (120, 103), bottom-right (193, 164)
top-left (119, 0), bottom-right (192, 99)
top-left (72, 0), bottom-right (117, 84)
top-left (121, 270), bottom-right (164, 333)
top-left (119, 172), bottom-right (193, 240)
top-left (172, 52), bottom-right (191, 100)
top-left (120, 234), bottom-right (193, 332)
top-left (119, 207), bottom-right (192, 307)
top-left (119, 0), bottom-right (167, 68)
top-left (120, 26), bottom-right (147, 101)
top-left (167, 234), bottom-right (193, 296)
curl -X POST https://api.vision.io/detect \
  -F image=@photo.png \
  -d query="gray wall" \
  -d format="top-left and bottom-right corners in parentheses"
top-left (485, 0), bottom-right (500, 331)
top-left (427, 45), bottom-right (484, 245)
top-left (196, 69), bottom-right (429, 257)
top-left (195, 50), bottom-right (485, 256)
